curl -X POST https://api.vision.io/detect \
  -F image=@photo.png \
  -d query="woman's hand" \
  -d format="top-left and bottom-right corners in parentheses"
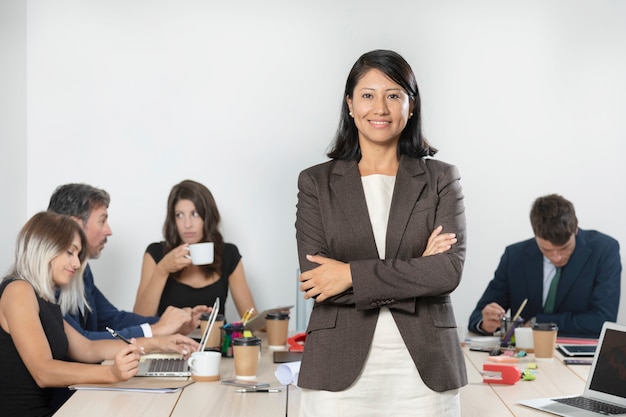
top-left (110, 344), bottom-right (142, 381)
top-left (422, 225), bottom-right (457, 257)
top-left (299, 254), bottom-right (352, 302)
top-left (157, 243), bottom-right (193, 274)
top-left (136, 334), bottom-right (200, 359)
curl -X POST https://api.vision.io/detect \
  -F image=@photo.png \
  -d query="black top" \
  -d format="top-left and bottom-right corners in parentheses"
top-left (146, 242), bottom-right (241, 316)
top-left (0, 278), bottom-right (69, 417)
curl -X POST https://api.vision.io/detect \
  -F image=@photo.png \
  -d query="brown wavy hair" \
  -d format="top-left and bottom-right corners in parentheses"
top-left (162, 180), bottom-right (224, 277)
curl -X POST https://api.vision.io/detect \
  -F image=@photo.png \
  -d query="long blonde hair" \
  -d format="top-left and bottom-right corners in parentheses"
top-left (4, 211), bottom-right (89, 315)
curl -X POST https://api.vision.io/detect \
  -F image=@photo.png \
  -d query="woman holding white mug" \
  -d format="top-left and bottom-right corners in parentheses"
top-left (133, 180), bottom-right (257, 319)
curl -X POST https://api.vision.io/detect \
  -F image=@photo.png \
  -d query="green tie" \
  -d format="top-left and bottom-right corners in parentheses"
top-left (543, 267), bottom-right (561, 314)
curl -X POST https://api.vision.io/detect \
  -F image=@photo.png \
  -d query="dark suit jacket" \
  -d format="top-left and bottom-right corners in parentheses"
top-left (295, 155), bottom-right (468, 392)
top-left (468, 229), bottom-right (621, 337)
top-left (64, 264), bottom-right (159, 340)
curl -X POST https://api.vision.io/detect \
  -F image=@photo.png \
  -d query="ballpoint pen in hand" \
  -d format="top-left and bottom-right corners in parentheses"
top-left (106, 326), bottom-right (145, 354)
top-left (106, 326), bottom-right (131, 344)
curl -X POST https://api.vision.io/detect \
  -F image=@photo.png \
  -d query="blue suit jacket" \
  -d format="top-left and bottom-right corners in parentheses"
top-left (468, 229), bottom-right (621, 337)
top-left (64, 264), bottom-right (159, 340)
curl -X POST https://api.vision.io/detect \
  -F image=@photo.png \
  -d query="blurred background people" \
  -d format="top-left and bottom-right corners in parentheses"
top-left (48, 183), bottom-right (207, 340)
top-left (0, 212), bottom-right (197, 417)
top-left (468, 194), bottom-right (621, 338)
top-left (133, 179), bottom-right (256, 319)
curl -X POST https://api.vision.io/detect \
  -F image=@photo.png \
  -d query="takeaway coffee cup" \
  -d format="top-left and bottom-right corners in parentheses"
top-left (265, 312), bottom-right (290, 350)
top-left (233, 336), bottom-right (262, 380)
top-left (200, 313), bottom-right (225, 349)
top-left (532, 322), bottom-right (558, 361)
top-left (187, 351), bottom-right (221, 382)
top-left (187, 242), bottom-right (214, 265)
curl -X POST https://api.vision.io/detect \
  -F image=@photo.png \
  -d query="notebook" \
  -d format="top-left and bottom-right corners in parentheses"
top-left (518, 321), bottom-right (626, 416)
top-left (136, 298), bottom-right (220, 377)
top-left (243, 305), bottom-right (294, 331)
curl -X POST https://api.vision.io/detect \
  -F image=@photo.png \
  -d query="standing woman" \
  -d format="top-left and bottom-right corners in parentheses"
top-left (133, 179), bottom-right (256, 318)
top-left (296, 50), bottom-right (467, 416)
top-left (0, 212), bottom-right (196, 417)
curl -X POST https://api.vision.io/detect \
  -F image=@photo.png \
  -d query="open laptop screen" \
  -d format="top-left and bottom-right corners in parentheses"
top-left (588, 327), bottom-right (626, 398)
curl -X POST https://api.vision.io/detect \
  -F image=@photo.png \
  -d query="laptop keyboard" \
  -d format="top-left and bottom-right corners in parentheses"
top-left (147, 358), bottom-right (186, 373)
top-left (554, 396), bottom-right (626, 415)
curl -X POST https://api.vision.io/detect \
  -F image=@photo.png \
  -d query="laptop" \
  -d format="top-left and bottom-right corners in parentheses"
top-left (136, 298), bottom-right (220, 377)
top-left (518, 321), bottom-right (626, 416)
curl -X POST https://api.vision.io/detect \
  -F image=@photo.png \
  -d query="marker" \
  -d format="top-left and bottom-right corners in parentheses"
top-left (235, 389), bottom-right (282, 393)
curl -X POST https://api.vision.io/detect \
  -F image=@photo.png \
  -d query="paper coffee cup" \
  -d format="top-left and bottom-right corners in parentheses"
top-left (188, 242), bottom-right (214, 265)
top-left (188, 351), bottom-right (221, 382)
top-left (532, 322), bottom-right (558, 361)
top-left (265, 312), bottom-right (289, 350)
top-left (233, 336), bottom-right (262, 380)
top-left (200, 314), bottom-right (224, 349)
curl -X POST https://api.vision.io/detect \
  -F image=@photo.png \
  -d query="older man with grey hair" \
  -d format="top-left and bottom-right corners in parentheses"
top-left (48, 183), bottom-right (209, 341)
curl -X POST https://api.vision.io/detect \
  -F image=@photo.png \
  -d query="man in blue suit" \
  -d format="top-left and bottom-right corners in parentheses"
top-left (469, 194), bottom-right (621, 338)
top-left (48, 183), bottom-right (209, 340)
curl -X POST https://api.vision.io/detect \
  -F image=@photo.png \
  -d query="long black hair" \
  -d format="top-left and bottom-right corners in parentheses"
top-left (327, 49), bottom-right (437, 161)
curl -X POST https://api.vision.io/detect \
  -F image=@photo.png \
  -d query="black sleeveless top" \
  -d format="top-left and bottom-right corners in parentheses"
top-left (146, 242), bottom-right (241, 316)
top-left (0, 278), bottom-right (69, 417)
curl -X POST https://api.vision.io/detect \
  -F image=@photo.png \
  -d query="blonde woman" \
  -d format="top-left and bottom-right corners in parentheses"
top-left (0, 212), bottom-right (198, 417)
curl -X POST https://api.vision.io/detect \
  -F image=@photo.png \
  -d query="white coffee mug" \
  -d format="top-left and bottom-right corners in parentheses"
top-left (187, 242), bottom-right (214, 265)
top-left (187, 351), bottom-right (221, 381)
top-left (515, 327), bottom-right (534, 351)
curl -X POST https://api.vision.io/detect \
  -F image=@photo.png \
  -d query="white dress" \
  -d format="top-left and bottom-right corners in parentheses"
top-left (300, 174), bottom-right (460, 417)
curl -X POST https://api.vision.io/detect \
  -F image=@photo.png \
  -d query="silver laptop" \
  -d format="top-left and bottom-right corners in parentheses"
top-left (518, 321), bottom-right (626, 416)
top-left (136, 298), bottom-right (220, 377)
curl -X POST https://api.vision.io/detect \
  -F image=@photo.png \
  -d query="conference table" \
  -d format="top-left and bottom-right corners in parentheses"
top-left (54, 335), bottom-right (591, 417)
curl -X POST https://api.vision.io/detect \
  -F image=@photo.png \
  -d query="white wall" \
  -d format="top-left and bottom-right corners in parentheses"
top-left (0, 0), bottom-right (27, 272)
top-left (3, 0), bottom-right (626, 334)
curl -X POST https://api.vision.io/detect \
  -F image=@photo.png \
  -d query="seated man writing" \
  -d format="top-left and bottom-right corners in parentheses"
top-left (468, 194), bottom-right (621, 338)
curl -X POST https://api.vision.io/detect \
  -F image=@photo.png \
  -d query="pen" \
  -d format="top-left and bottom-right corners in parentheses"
top-left (235, 389), bottom-right (282, 393)
top-left (106, 326), bottom-right (131, 344)
top-left (241, 308), bottom-right (255, 325)
top-left (512, 298), bottom-right (528, 322)
top-left (106, 327), bottom-right (145, 355)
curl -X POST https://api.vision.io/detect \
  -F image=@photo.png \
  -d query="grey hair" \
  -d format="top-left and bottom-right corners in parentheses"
top-left (48, 183), bottom-right (110, 223)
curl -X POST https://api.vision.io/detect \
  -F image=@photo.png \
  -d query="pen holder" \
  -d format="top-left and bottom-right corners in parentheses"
top-left (221, 323), bottom-right (245, 358)
top-left (500, 316), bottom-right (524, 347)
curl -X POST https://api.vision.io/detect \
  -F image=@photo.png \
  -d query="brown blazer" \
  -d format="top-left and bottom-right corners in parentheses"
top-left (295, 155), bottom-right (468, 392)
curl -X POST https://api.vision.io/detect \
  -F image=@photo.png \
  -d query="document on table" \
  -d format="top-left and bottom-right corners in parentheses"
top-left (69, 378), bottom-right (194, 393)
top-left (275, 361), bottom-right (301, 387)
